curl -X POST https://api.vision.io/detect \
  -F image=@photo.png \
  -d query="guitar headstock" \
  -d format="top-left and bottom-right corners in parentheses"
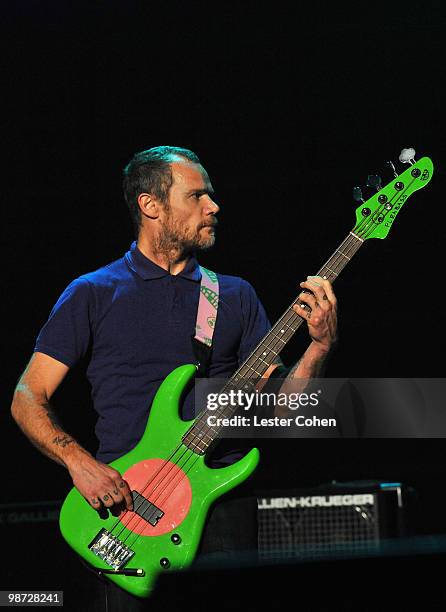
top-left (352, 150), bottom-right (433, 240)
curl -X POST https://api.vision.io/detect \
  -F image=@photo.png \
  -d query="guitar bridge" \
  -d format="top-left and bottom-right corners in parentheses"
top-left (89, 528), bottom-right (135, 570)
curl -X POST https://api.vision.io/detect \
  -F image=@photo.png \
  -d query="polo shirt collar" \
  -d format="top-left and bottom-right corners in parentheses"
top-left (125, 241), bottom-right (202, 282)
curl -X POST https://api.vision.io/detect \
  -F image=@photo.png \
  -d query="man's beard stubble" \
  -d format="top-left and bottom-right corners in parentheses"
top-left (154, 215), bottom-right (216, 261)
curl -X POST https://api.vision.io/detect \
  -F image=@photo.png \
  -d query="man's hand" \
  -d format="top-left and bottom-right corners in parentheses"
top-left (67, 454), bottom-right (134, 515)
top-left (293, 276), bottom-right (338, 353)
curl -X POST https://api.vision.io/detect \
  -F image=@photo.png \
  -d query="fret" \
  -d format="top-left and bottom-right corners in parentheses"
top-left (255, 346), bottom-right (278, 357)
top-left (336, 249), bottom-right (351, 261)
top-left (186, 439), bottom-right (202, 453)
top-left (321, 266), bottom-right (337, 278)
top-left (195, 427), bottom-right (216, 440)
top-left (246, 346), bottom-right (278, 365)
top-left (279, 321), bottom-right (298, 333)
top-left (245, 366), bottom-right (263, 377)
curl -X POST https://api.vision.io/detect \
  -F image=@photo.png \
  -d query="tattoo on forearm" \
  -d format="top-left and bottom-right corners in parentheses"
top-left (52, 435), bottom-right (74, 447)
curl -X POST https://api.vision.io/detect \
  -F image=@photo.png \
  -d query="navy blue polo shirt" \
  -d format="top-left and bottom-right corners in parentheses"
top-left (35, 242), bottom-right (271, 462)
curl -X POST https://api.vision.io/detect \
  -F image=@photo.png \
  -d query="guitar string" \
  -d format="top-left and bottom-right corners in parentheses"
top-left (176, 181), bottom-right (420, 439)
top-left (129, 230), bottom-right (358, 494)
top-left (108, 231), bottom-right (365, 544)
top-left (185, 232), bottom-right (363, 433)
top-left (103, 296), bottom-right (319, 538)
top-left (128, 232), bottom-right (360, 517)
top-left (108, 246), bottom-right (373, 545)
top-left (121, 176), bottom-right (421, 545)
top-left (95, 230), bottom-right (369, 552)
top-left (146, 175), bottom-right (416, 465)
top-left (118, 438), bottom-right (212, 549)
top-left (97, 177), bottom-right (418, 555)
top-left (145, 230), bottom-right (362, 459)
top-left (108, 444), bottom-right (192, 540)
top-left (106, 445), bottom-right (205, 553)
top-left (196, 175), bottom-right (417, 431)
top-left (123, 449), bottom-right (202, 550)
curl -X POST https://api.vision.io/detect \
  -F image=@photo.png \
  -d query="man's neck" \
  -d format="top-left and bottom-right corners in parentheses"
top-left (136, 234), bottom-right (191, 276)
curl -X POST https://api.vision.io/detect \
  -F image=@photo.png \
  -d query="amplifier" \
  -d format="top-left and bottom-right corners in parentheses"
top-left (257, 480), bottom-right (405, 560)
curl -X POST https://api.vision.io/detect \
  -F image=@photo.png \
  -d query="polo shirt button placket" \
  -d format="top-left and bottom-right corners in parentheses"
top-left (171, 277), bottom-right (181, 325)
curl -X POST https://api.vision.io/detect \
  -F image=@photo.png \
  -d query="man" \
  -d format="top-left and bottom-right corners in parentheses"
top-left (11, 146), bottom-right (337, 608)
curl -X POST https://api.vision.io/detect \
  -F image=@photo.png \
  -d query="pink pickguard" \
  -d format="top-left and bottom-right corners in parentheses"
top-left (119, 459), bottom-right (192, 536)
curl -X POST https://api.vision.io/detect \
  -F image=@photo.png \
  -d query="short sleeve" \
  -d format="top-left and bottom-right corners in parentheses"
top-left (237, 280), bottom-right (271, 365)
top-left (34, 277), bottom-right (94, 368)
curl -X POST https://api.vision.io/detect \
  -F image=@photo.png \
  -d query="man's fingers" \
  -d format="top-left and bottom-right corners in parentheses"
top-left (100, 492), bottom-right (116, 508)
top-left (115, 479), bottom-right (134, 511)
top-left (85, 482), bottom-right (133, 513)
top-left (293, 301), bottom-right (318, 323)
top-left (297, 290), bottom-right (318, 311)
top-left (299, 282), bottom-right (325, 307)
top-left (298, 280), bottom-right (337, 312)
top-left (103, 474), bottom-right (134, 511)
top-left (72, 459), bottom-right (134, 512)
top-left (306, 276), bottom-right (337, 306)
top-left (90, 497), bottom-right (101, 509)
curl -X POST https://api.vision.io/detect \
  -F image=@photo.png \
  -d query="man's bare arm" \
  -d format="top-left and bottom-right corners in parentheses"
top-left (11, 353), bottom-right (84, 466)
top-left (273, 277), bottom-right (338, 414)
top-left (11, 352), bottom-right (133, 511)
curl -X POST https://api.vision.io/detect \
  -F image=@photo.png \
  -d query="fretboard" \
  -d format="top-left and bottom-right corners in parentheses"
top-left (182, 231), bottom-right (364, 454)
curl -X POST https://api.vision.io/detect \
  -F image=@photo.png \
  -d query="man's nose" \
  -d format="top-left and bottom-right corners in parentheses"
top-left (206, 196), bottom-right (220, 214)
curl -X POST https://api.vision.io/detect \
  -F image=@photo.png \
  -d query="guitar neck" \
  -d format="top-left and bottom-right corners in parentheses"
top-left (233, 231), bottom-right (364, 385)
top-left (183, 230), bottom-right (365, 454)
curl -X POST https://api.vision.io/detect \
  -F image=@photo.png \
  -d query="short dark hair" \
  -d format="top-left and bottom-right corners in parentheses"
top-left (122, 145), bottom-right (201, 235)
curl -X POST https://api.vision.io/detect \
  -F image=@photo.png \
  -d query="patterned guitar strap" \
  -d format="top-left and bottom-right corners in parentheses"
top-left (191, 266), bottom-right (219, 376)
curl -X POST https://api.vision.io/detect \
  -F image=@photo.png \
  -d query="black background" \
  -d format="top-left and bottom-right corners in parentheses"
top-left (2, 1), bottom-right (446, 541)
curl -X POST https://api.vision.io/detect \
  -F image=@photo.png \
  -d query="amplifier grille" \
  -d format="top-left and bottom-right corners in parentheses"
top-left (257, 486), bottom-right (395, 560)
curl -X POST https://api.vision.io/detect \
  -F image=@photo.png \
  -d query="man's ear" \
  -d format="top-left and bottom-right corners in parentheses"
top-left (137, 193), bottom-right (161, 220)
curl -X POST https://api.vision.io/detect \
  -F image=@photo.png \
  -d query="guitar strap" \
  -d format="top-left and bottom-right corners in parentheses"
top-left (191, 266), bottom-right (219, 376)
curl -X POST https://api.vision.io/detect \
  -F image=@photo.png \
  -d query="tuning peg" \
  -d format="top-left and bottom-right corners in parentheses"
top-left (352, 186), bottom-right (364, 202)
top-left (398, 147), bottom-right (416, 165)
top-left (366, 175), bottom-right (382, 191)
top-left (386, 160), bottom-right (398, 178)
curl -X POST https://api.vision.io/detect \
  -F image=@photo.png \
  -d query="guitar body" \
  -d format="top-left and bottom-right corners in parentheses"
top-left (59, 364), bottom-right (260, 598)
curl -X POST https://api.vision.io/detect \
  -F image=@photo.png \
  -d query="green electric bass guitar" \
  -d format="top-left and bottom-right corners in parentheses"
top-left (59, 149), bottom-right (433, 598)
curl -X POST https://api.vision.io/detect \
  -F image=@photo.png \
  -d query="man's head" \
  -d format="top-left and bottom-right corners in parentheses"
top-left (123, 146), bottom-right (219, 256)
top-left (123, 146), bottom-right (200, 233)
